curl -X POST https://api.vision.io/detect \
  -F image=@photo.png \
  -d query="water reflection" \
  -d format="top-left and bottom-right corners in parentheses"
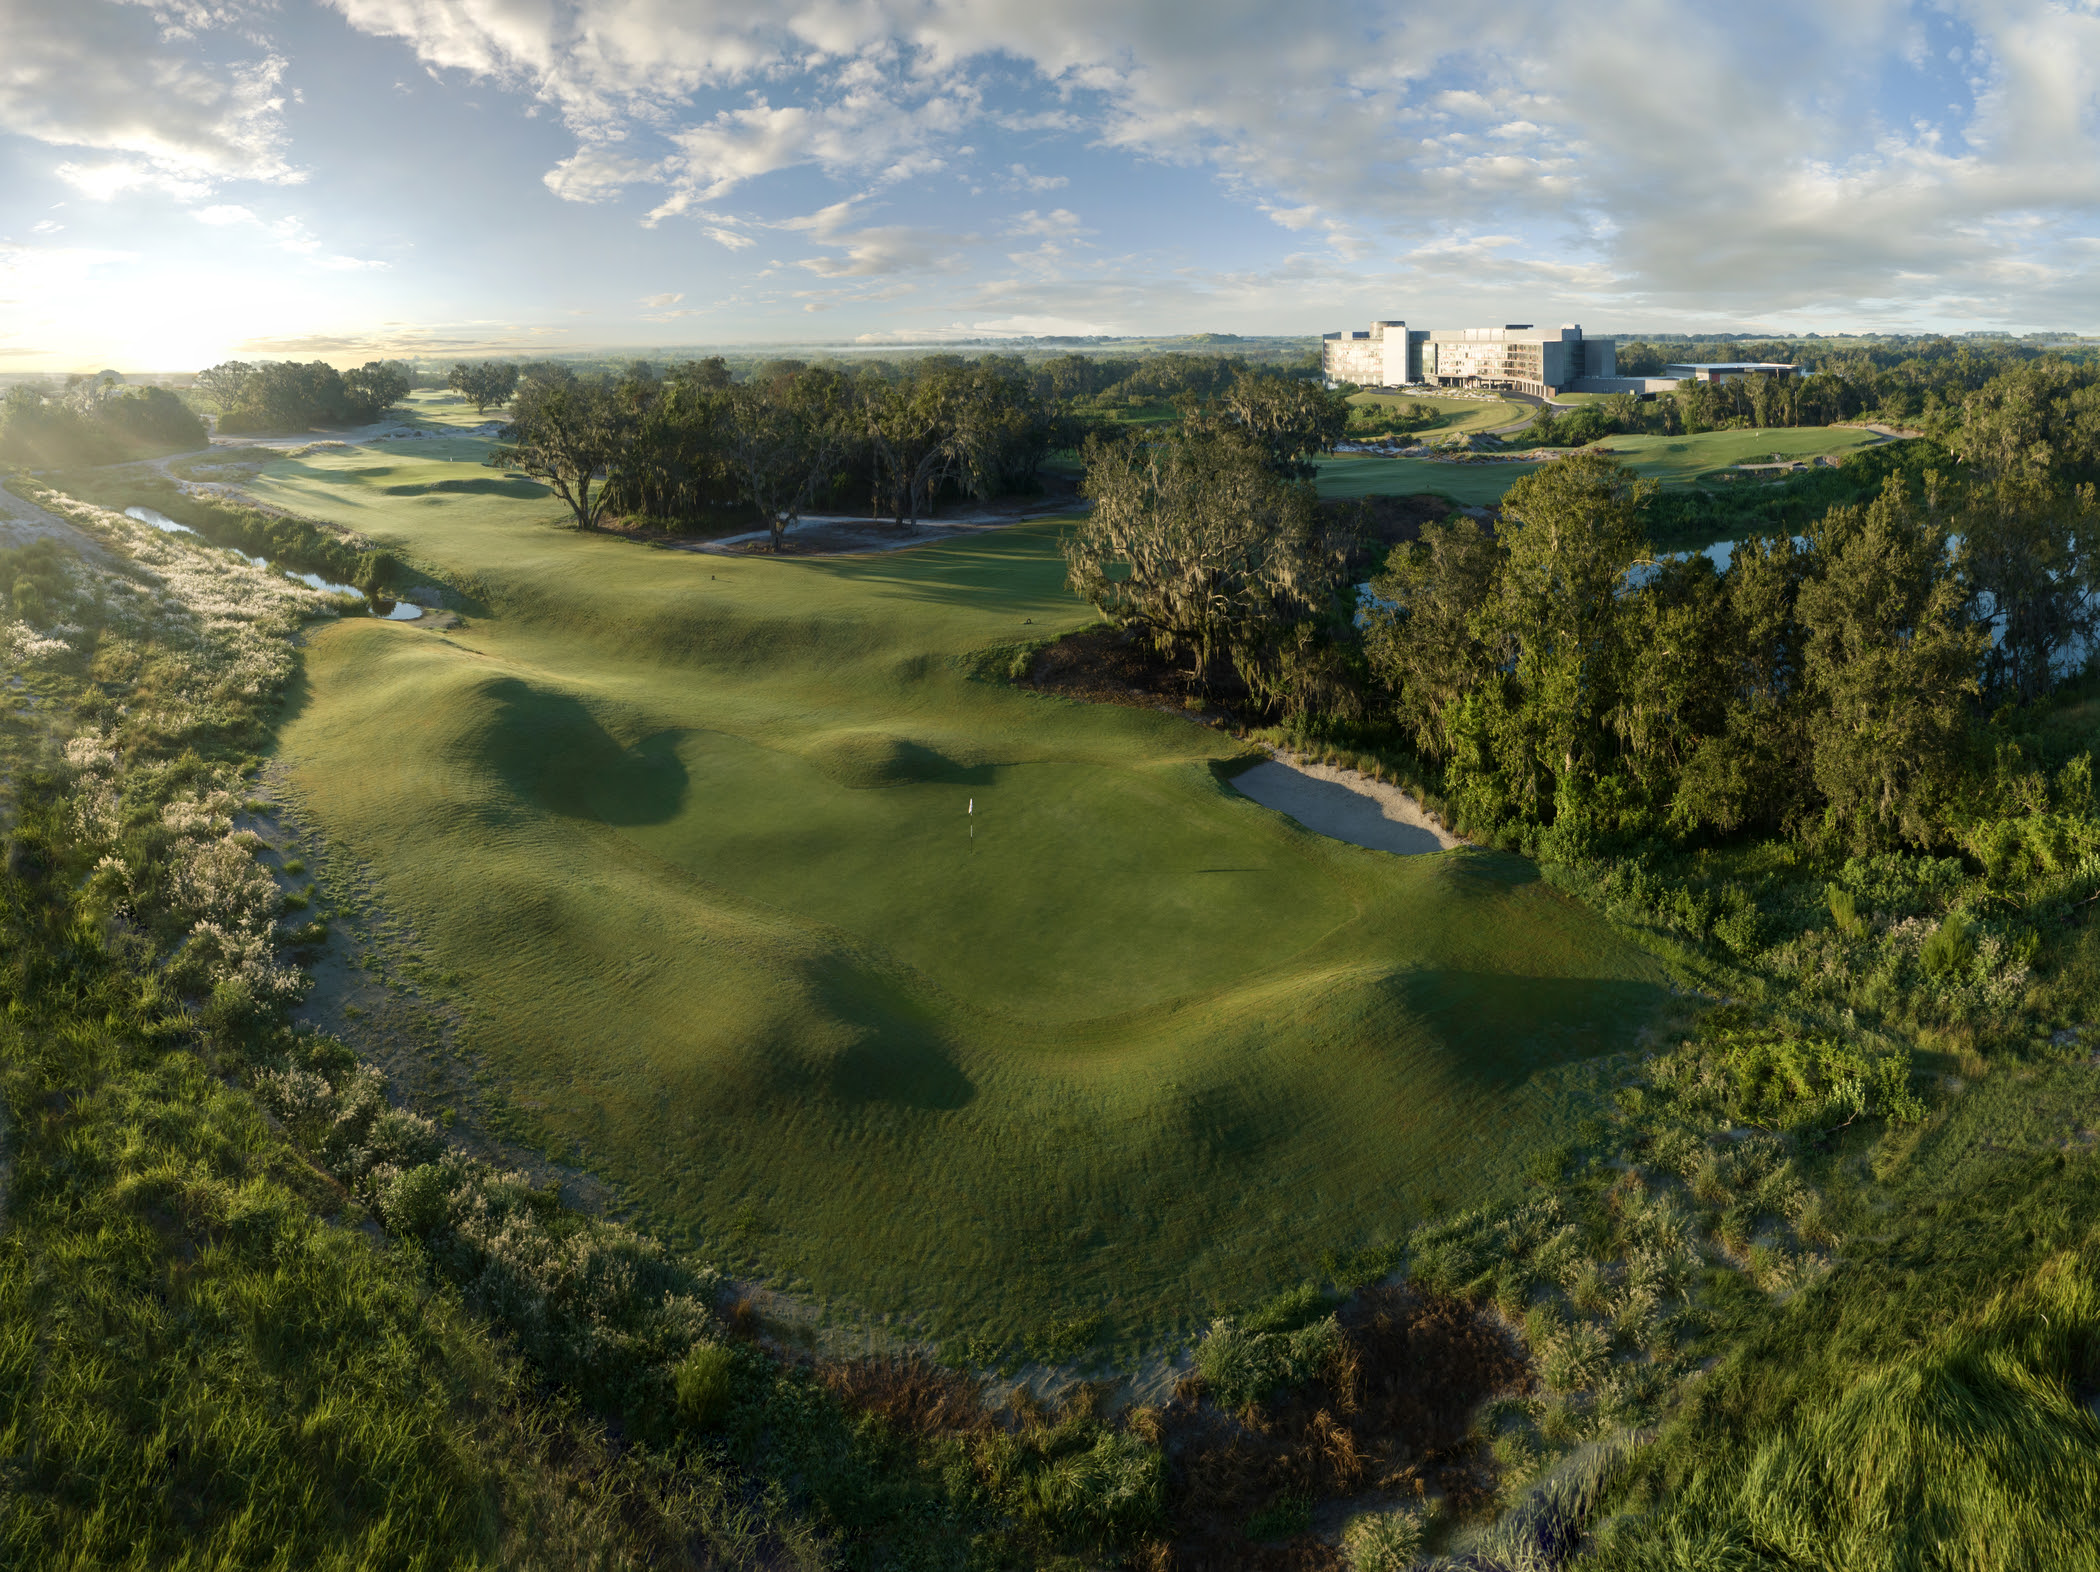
top-left (124, 501), bottom-right (414, 616)
top-left (124, 505), bottom-right (194, 535)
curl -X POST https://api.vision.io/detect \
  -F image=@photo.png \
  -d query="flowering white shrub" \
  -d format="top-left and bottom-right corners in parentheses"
top-left (7, 622), bottom-right (71, 660)
top-left (63, 734), bottom-right (116, 774)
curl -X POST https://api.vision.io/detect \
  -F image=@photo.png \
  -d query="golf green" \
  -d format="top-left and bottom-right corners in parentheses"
top-left (250, 417), bottom-right (1675, 1348)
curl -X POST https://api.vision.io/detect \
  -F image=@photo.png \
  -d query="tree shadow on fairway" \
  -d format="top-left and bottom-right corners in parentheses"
top-left (478, 677), bottom-right (689, 825)
top-left (1392, 969), bottom-right (1672, 1089)
top-left (1436, 848), bottom-right (1543, 893)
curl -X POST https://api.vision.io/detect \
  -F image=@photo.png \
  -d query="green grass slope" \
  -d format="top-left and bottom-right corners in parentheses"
top-left (243, 441), bottom-right (1675, 1348)
top-left (1313, 427), bottom-right (1887, 510)
top-left (1345, 392), bottom-right (1529, 435)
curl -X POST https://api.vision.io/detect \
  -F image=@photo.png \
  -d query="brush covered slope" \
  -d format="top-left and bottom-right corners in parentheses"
top-left (239, 435), bottom-right (1676, 1350)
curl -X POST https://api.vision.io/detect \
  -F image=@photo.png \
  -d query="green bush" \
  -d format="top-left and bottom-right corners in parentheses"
top-left (1921, 910), bottom-right (1978, 977)
top-left (1020, 1428), bottom-right (1163, 1545)
top-left (1192, 1314), bottom-right (1340, 1408)
top-left (673, 1343), bottom-right (737, 1429)
top-left (1826, 882), bottom-right (1866, 939)
top-left (1341, 1506), bottom-right (1425, 1571)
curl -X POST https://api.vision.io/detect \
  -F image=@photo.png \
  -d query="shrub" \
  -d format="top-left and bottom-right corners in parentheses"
top-left (1192, 1314), bottom-right (1340, 1408)
top-left (1826, 882), bottom-right (1866, 939)
top-left (673, 1343), bottom-right (737, 1428)
top-left (1921, 910), bottom-right (1977, 977)
top-left (1021, 1429), bottom-right (1163, 1544)
top-left (1538, 1321), bottom-right (1610, 1393)
top-left (1342, 1506), bottom-right (1425, 1571)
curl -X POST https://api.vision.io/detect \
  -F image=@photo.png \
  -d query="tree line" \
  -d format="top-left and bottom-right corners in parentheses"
top-left (196, 360), bottom-right (413, 435)
top-left (0, 372), bottom-right (207, 467)
top-left (498, 355), bottom-right (1152, 546)
top-left (1070, 388), bottom-right (2100, 863)
top-left (1605, 338), bottom-right (2100, 437)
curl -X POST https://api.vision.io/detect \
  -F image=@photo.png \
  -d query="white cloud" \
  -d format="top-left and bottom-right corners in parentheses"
top-left (1007, 162), bottom-right (1068, 191)
top-left (641, 290), bottom-right (684, 307)
top-left (314, 0), bottom-right (2100, 322)
top-left (0, 1), bottom-right (299, 193)
top-left (195, 203), bottom-right (258, 226)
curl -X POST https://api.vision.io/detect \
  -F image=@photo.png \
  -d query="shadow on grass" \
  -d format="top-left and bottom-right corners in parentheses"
top-left (479, 677), bottom-right (690, 825)
top-left (1391, 968), bottom-right (1672, 1089)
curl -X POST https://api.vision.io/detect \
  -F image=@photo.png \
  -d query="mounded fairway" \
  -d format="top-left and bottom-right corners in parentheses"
top-left (245, 430), bottom-right (1677, 1349)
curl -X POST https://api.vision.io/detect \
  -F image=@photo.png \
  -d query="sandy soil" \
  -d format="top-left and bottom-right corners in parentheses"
top-left (1231, 751), bottom-right (1461, 855)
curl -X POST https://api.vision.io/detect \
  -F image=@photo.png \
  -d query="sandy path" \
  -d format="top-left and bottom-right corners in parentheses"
top-left (0, 485), bottom-right (111, 558)
top-left (1230, 752), bottom-right (1461, 855)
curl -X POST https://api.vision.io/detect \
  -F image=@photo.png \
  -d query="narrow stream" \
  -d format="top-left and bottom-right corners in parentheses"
top-left (124, 505), bottom-right (422, 620)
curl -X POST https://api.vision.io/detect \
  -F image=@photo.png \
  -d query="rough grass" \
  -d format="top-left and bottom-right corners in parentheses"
top-left (228, 435), bottom-right (1677, 1350)
top-left (1588, 1061), bottom-right (2100, 1571)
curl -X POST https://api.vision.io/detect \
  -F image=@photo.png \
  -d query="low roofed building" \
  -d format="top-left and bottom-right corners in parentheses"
top-left (1663, 362), bottom-right (1802, 382)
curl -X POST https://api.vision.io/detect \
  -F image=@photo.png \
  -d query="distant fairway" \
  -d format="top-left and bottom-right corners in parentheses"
top-left (243, 422), bottom-right (1674, 1348)
top-left (1345, 391), bottom-right (1528, 436)
top-left (1314, 424), bottom-right (1886, 510)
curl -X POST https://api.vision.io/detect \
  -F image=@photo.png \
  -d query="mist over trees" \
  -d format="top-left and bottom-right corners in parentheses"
top-left (0, 372), bottom-right (206, 465)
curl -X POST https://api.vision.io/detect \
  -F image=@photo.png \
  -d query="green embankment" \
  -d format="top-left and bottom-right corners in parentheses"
top-left (1313, 426), bottom-right (1887, 510)
top-left (1344, 392), bottom-right (1529, 436)
top-left (241, 438), bottom-right (1674, 1349)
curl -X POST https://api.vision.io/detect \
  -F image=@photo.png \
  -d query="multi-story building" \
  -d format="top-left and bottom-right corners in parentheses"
top-left (1321, 319), bottom-right (1631, 395)
top-left (1424, 324), bottom-right (1612, 397)
top-left (1320, 320), bottom-right (1429, 387)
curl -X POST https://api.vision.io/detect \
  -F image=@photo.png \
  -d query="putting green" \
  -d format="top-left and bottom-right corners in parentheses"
top-left (246, 431), bottom-right (1675, 1348)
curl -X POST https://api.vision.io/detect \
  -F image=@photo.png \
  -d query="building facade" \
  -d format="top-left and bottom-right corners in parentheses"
top-left (1320, 321), bottom-right (1428, 387)
top-left (1425, 324), bottom-right (1613, 397)
top-left (1322, 319), bottom-right (1620, 396)
top-left (1662, 361), bottom-right (1802, 383)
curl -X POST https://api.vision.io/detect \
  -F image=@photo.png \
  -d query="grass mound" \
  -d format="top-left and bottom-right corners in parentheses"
top-left (806, 730), bottom-right (976, 789)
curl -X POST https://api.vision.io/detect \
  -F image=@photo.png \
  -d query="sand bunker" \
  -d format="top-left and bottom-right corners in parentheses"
top-left (1231, 753), bottom-right (1461, 855)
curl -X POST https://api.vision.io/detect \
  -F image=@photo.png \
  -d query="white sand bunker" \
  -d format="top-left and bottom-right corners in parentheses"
top-left (1231, 753), bottom-right (1462, 856)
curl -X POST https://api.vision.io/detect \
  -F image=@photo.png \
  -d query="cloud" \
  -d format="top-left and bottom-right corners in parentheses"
top-left (0, 1), bottom-right (299, 192)
top-left (315, 0), bottom-right (2100, 322)
top-left (1004, 208), bottom-right (1087, 240)
top-left (641, 291), bottom-right (685, 307)
top-left (1007, 163), bottom-right (1068, 192)
top-left (194, 203), bottom-right (258, 226)
top-left (544, 146), bottom-right (658, 203)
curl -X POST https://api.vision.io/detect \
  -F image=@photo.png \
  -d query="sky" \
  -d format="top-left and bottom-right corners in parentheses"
top-left (3, 0), bottom-right (2099, 370)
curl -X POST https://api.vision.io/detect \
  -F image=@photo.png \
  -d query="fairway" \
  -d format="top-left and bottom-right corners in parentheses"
top-left (1313, 424), bottom-right (1886, 509)
top-left (1345, 391), bottom-right (1529, 435)
top-left (240, 428), bottom-right (1675, 1349)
